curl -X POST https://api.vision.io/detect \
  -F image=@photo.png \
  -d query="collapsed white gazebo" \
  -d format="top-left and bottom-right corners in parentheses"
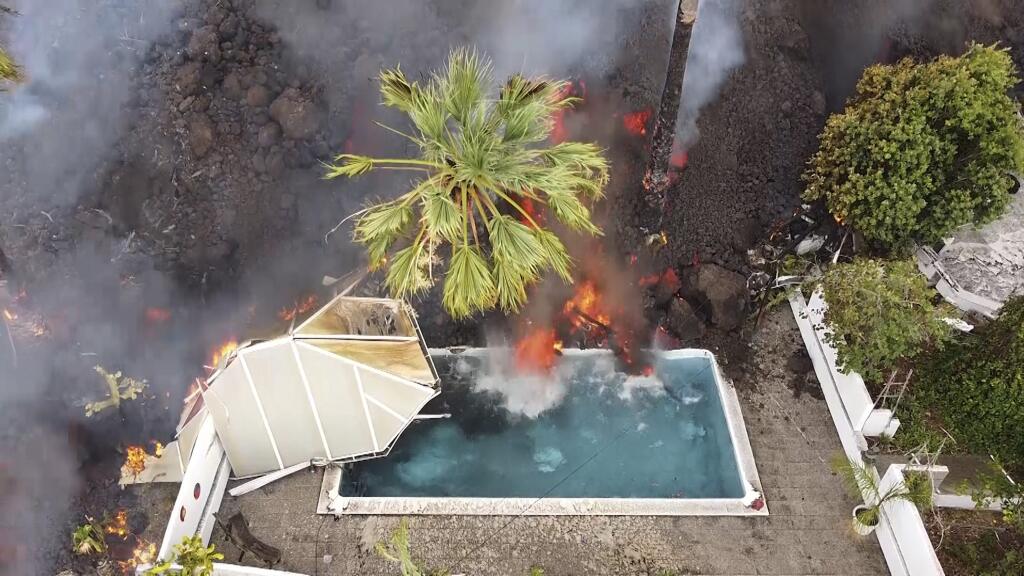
top-left (130, 294), bottom-right (439, 568)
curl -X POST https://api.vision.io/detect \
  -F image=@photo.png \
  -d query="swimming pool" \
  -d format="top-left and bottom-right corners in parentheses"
top-left (330, 349), bottom-right (765, 516)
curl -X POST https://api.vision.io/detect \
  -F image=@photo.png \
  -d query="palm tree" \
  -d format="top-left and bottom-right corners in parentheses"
top-left (1, 5), bottom-right (20, 84)
top-left (327, 47), bottom-right (609, 318)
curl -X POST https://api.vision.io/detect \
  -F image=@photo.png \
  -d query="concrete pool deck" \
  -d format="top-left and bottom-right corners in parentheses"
top-left (134, 308), bottom-right (887, 575)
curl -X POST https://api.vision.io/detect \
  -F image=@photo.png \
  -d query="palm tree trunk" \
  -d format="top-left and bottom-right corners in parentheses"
top-left (643, 0), bottom-right (697, 213)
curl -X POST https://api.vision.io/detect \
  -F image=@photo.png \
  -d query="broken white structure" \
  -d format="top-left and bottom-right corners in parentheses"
top-left (918, 182), bottom-right (1024, 318)
top-left (131, 295), bottom-right (439, 572)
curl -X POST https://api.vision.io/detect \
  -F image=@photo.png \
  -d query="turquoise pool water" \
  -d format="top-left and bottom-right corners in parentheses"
top-left (343, 352), bottom-right (745, 499)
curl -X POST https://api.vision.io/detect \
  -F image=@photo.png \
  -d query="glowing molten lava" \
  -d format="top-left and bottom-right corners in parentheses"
top-left (623, 109), bottom-right (652, 136)
top-left (550, 79), bottom-right (585, 144)
top-left (104, 510), bottom-right (128, 539)
top-left (514, 328), bottom-right (563, 373)
top-left (278, 294), bottom-right (319, 323)
top-left (670, 150), bottom-right (688, 169)
top-left (144, 307), bottom-right (171, 324)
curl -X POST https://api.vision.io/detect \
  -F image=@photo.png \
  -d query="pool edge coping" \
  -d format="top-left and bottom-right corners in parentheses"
top-left (329, 347), bottom-right (768, 517)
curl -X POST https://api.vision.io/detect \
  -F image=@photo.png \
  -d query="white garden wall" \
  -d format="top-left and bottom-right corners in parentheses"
top-left (790, 290), bottom-right (943, 576)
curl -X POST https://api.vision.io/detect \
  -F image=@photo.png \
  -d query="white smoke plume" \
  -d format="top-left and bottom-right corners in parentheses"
top-left (675, 0), bottom-right (745, 147)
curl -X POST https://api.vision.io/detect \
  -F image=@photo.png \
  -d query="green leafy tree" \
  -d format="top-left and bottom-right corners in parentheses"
top-left (145, 535), bottom-right (223, 576)
top-left (327, 47), bottom-right (609, 318)
top-left (818, 258), bottom-right (950, 383)
top-left (804, 44), bottom-right (1024, 250)
top-left (918, 296), bottom-right (1024, 469)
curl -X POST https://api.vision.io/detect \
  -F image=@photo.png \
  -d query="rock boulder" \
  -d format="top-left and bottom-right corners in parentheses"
top-left (681, 264), bottom-right (748, 331)
top-left (269, 88), bottom-right (321, 140)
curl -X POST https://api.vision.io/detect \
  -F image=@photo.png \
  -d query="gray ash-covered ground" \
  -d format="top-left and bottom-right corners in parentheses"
top-left (1, 0), bottom-right (1023, 574)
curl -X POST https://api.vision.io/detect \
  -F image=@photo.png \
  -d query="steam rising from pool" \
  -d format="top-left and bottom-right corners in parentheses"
top-left (346, 352), bottom-right (744, 499)
top-left (465, 349), bottom-right (670, 417)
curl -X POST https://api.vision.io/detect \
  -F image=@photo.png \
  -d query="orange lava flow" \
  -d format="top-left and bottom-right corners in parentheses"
top-left (144, 307), bottom-right (172, 324)
top-left (623, 109), bottom-right (652, 137)
top-left (278, 294), bottom-right (319, 322)
top-left (514, 328), bottom-right (563, 373)
top-left (670, 150), bottom-right (688, 169)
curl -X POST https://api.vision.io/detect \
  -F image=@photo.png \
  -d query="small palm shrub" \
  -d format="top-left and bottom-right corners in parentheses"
top-left (327, 47), bottom-right (609, 318)
top-left (832, 456), bottom-right (932, 528)
top-left (817, 258), bottom-right (950, 383)
top-left (803, 44), bottom-right (1024, 250)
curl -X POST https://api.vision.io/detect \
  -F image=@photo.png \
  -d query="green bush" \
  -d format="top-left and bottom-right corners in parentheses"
top-left (918, 296), bottom-right (1024, 470)
top-left (803, 44), bottom-right (1024, 250)
top-left (818, 258), bottom-right (950, 383)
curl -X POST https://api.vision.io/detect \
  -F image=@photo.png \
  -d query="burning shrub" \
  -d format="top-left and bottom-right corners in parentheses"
top-left (817, 258), bottom-right (950, 383)
top-left (327, 47), bottom-right (609, 318)
top-left (803, 44), bottom-right (1024, 250)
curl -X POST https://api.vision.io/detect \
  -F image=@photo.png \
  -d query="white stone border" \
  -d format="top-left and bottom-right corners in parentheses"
top-left (790, 290), bottom-right (945, 576)
top-left (331, 348), bottom-right (767, 516)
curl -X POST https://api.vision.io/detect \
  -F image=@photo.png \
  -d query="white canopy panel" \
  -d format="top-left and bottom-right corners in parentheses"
top-left (202, 296), bottom-right (439, 478)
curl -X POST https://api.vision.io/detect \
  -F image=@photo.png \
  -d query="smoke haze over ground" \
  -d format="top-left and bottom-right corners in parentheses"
top-left (675, 0), bottom-right (745, 147)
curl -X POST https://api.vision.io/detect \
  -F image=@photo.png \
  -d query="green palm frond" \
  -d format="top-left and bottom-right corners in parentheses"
top-left (422, 183), bottom-right (463, 243)
top-left (534, 229), bottom-right (573, 283)
top-left (443, 245), bottom-right (496, 318)
top-left (354, 201), bottom-right (415, 245)
top-left (545, 188), bottom-right (601, 235)
top-left (541, 142), bottom-right (610, 192)
top-left (379, 66), bottom-right (416, 112)
top-left (0, 47), bottom-right (19, 83)
top-left (488, 215), bottom-right (546, 312)
top-left (325, 154), bottom-right (375, 178)
top-left (386, 240), bottom-right (432, 299)
top-left (439, 47), bottom-right (491, 124)
top-left (328, 47), bottom-right (609, 318)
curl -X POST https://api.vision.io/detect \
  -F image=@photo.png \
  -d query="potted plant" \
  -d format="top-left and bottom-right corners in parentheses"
top-left (831, 455), bottom-right (933, 535)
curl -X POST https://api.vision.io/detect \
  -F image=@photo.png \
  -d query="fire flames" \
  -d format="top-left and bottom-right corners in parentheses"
top-left (124, 446), bottom-right (147, 478)
top-left (562, 280), bottom-right (611, 331)
top-left (206, 339), bottom-right (239, 372)
top-left (123, 442), bottom-right (163, 478)
top-left (119, 539), bottom-right (156, 574)
top-left (104, 510), bottom-right (128, 539)
top-left (623, 109), bottom-right (652, 136)
top-left (278, 294), bottom-right (319, 322)
top-left (514, 327), bottom-right (563, 373)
